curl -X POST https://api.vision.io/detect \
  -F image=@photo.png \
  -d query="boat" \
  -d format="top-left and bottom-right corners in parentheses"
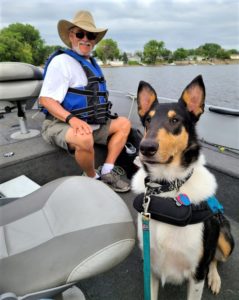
top-left (0, 62), bottom-right (238, 299)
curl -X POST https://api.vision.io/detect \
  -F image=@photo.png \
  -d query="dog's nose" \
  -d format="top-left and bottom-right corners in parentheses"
top-left (140, 139), bottom-right (159, 156)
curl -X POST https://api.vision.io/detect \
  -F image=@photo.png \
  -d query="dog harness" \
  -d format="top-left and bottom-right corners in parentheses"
top-left (133, 172), bottom-right (224, 226)
top-left (43, 49), bottom-right (117, 124)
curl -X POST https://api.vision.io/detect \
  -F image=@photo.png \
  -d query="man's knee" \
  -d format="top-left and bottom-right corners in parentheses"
top-left (116, 117), bottom-right (131, 136)
top-left (74, 134), bottom-right (94, 152)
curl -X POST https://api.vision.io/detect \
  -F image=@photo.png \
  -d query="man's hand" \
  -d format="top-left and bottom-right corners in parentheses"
top-left (39, 97), bottom-right (93, 135)
top-left (68, 117), bottom-right (93, 135)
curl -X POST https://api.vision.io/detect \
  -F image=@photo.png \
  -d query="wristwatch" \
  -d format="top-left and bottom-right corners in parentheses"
top-left (65, 114), bottom-right (75, 124)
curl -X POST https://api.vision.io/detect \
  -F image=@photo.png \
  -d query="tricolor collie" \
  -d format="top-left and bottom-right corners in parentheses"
top-left (132, 75), bottom-right (234, 300)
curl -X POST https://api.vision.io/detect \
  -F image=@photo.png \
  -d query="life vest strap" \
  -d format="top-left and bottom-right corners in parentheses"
top-left (87, 76), bottom-right (105, 83)
top-left (68, 87), bottom-right (108, 97)
top-left (71, 102), bottom-right (110, 115)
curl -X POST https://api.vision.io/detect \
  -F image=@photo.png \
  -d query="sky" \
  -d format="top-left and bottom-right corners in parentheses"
top-left (1, 0), bottom-right (239, 53)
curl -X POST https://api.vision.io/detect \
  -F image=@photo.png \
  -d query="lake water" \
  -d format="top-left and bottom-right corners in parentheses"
top-left (103, 64), bottom-right (239, 109)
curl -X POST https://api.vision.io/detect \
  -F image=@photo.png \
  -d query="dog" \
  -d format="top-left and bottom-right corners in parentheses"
top-left (132, 75), bottom-right (234, 300)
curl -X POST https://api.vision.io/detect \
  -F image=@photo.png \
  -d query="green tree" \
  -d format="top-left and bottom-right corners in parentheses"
top-left (143, 40), bottom-right (165, 64)
top-left (187, 48), bottom-right (196, 56)
top-left (227, 49), bottom-right (239, 55)
top-left (216, 49), bottom-right (230, 59)
top-left (122, 52), bottom-right (128, 64)
top-left (161, 48), bottom-right (172, 61)
top-left (0, 33), bottom-right (33, 62)
top-left (196, 43), bottom-right (221, 59)
top-left (135, 51), bottom-right (143, 61)
top-left (173, 48), bottom-right (188, 61)
top-left (42, 45), bottom-right (63, 62)
top-left (0, 23), bottom-right (46, 65)
top-left (95, 39), bottom-right (120, 63)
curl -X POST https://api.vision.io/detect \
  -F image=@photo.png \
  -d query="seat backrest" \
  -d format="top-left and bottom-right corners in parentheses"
top-left (0, 62), bottom-right (43, 82)
top-left (0, 62), bottom-right (43, 102)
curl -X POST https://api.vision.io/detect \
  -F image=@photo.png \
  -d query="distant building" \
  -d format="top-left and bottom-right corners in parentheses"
top-left (127, 53), bottom-right (141, 63)
top-left (230, 54), bottom-right (239, 60)
top-left (187, 55), bottom-right (204, 62)
top-left (109, 60), bottom-right (124, 67)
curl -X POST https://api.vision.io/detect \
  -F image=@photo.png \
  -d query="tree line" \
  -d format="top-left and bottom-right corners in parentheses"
top-left (0, 23), bottom-right (238, 66)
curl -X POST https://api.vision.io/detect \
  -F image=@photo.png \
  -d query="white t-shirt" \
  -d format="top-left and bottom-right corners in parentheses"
top-left (40, 53), bottom-right (88, 103)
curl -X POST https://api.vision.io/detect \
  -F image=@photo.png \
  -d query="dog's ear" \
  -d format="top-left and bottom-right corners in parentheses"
top-left (179, 75), bottom-right (205, 121)
top-left (137, 81), bottom-right (157, 118)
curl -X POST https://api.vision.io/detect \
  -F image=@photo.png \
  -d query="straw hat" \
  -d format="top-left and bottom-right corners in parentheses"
top-left (58, 10), bottom-right (108, 48)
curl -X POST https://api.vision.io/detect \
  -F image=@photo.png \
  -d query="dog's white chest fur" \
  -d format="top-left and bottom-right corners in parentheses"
top-left (138, 216), bottom-right (203, 285)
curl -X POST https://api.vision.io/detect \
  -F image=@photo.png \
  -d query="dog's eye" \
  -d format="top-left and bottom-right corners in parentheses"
top-left (170, 117), bottom-right (179, 124)
top-left (145, 115), bottom-right (151, 123)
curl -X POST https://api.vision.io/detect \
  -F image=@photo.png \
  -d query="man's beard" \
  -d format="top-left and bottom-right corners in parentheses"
top-left (72, 41), bottom-right (93, 56)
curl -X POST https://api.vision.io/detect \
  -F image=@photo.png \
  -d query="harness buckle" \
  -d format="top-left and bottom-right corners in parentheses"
top-left (98, 76), bottom-right (105, 83)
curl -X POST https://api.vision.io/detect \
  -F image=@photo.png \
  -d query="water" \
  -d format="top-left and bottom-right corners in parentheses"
top-left (103, 64), bottom-right (239, 109)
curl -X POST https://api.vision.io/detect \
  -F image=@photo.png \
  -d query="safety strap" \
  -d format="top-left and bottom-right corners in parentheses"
top-left (71, 102), bottom-right (111, 115)
top-left (134, 193), bottom-right (224, 226)
top-left (70, 101), bottom-right (118, 121)
top-left (68, 87), bottom-right (108, 97)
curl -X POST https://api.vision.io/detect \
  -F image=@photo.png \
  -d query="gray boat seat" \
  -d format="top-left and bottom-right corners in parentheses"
top-left (0, 176), bottom-right (135, 299)
top-left (0, 62), bottom-right (43, 139)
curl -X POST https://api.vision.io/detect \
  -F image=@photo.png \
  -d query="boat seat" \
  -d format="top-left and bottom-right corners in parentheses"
top-left (0, 62), bottom-right (43, 140)
top-left (0, 176), bottom-right (135, 299)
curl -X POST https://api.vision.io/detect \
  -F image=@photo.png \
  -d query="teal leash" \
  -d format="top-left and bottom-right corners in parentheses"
top-left (142, 195), bottom-right (151, 300)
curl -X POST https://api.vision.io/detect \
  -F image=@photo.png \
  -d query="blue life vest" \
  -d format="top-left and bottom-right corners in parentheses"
top-left (43, 49), bottom-right (117, 124)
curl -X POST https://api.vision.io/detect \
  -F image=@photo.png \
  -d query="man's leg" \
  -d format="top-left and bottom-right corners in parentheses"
top-left (65, 128), bottom-right (96, 177)
top-left (105, 116), bottom-right (131, 164)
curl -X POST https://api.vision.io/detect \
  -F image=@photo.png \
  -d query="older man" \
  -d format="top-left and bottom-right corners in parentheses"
top-left (39, 10), bottom-right (131, 192)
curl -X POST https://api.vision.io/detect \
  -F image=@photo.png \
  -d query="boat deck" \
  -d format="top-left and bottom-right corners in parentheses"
top-left (0, 107), bottom-right (238, 299)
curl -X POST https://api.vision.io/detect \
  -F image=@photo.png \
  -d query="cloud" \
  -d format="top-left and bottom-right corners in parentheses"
top-left (1, 0), bottom-right (239, 52)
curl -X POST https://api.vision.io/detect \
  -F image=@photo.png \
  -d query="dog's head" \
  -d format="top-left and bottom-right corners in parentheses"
top-left (137, 75), bottom-right (205, 170)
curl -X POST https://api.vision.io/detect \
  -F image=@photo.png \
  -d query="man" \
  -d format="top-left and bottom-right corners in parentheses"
top-left (39, 10), bottom-right (131, 192)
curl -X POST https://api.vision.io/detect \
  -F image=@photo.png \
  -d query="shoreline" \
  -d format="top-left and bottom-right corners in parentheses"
top-left (101, 59), bottom-right (239, 68)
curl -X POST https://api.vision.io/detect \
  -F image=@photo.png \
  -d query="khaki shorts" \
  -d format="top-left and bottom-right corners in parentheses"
top-left (41, 118), bottom-right (111, 151)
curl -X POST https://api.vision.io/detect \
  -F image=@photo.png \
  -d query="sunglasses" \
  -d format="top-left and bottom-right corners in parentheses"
top-left (73, 31), bottom-right (97, 41)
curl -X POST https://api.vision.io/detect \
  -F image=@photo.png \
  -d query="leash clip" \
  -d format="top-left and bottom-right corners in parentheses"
top-left (142, 189), bottom-right (151, 218)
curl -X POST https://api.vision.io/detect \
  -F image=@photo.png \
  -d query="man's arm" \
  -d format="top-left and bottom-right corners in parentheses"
top-left (39, 96), bottom-right (71, 122)
top-left (39, 96), bottom-right (93, 135)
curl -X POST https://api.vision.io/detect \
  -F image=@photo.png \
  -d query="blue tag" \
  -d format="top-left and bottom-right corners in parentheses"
top-left (207, 196), bottom-right (224, 214)
top-left (176, 194), bottom-right (191, 206)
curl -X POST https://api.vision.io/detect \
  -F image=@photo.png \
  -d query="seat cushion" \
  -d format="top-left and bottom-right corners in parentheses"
top-left (0, 80), bottom-right (43, 102)
top-left (0, 176), bottom-right (135, 295)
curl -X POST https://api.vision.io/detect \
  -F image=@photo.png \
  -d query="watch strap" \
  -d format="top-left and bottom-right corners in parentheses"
top-left (65, 114), bottom-right (75, 124)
